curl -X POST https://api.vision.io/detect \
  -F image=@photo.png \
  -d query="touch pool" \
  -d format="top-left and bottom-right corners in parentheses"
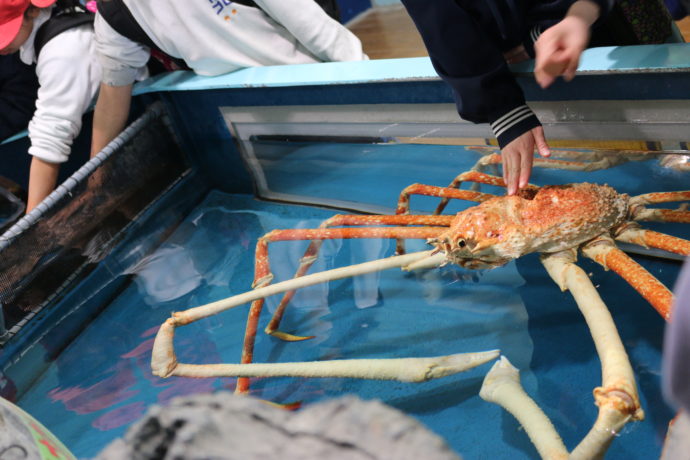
top-left (11, 141), bottom-right (687, 459)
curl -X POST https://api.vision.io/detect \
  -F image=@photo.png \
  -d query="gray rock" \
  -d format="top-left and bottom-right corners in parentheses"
top-left (95, 392), bottom-right (462, 460)
top-left (0, 403), bottom-right (42, 460)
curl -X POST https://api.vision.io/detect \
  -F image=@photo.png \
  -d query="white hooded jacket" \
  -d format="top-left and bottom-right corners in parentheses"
top-left (95, 0), bottom-right (367, 86)
top-left (20, 8), bottom-right (101, 164)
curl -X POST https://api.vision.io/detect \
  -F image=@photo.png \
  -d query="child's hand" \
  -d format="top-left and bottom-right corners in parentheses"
top-left (533, 0), bottom-right (600, 88)
top-left (500, 127), bottom-right (551, 195)
top-left (533, 15), bottom-right (590, 88)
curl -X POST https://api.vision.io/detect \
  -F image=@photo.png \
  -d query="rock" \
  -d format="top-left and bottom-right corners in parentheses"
top-left (95, 392), bottom-right (461, 460)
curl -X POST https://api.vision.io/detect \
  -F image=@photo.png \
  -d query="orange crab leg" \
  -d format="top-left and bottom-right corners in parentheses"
top-left (395, 183), bottom-right (495, 215)
top-left (431, 171), bottom-right (510, 215)
top-left (632, 209), bottom-right (690, 223)
top-left (633, 191), bottom-right (690, 204)
top-left (265, 215), bottom-right (455, 341)
top-left (432, 154), bottom-right (574, 216)
top-left (393, 181), bottom-right (498, 255)
top-left (466, 149), bottom-right (632, 171)
top-left (583, 242), bottom-right (674, 321)
top-left (629, 191), bottom-right (690, 223)
top-left (616, 227), bottom-right (690, 256)
top-left (236, 225), bottom-right (446, 394)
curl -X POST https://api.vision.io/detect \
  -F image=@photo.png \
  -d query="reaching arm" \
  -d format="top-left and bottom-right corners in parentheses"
top-left (402, 0), bottom-right (540, 145)
top-left (91, 12), bottom-right (149, 155)
top-left (26, 25), bottom-right (100, 212)
top-left (255, 0), bottom-right (367, 62)
top-left (91, 82), bottom-right (132, 156)
top-left (401, 0), bottom-right (549, 194)
top-left (26, 157), bottom-right (59, 213)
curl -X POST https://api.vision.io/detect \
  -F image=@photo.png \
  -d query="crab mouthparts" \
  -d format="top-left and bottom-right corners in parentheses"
top-left (426, 237), bottom-right (506, 270)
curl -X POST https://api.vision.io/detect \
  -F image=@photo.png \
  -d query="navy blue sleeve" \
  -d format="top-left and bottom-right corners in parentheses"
top-left (0, 54), bottom-right (38, 142)
top-left (401, 0), bottom-right (540, 148)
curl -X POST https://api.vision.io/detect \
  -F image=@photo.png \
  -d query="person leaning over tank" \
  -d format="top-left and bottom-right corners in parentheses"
top-left (0, 52), bottom-right (38, 142)
top-left (0, 0), bottom-right (103, 212)
top-left (90, 0), bottom-right (368, 156)
top-left (401, 0), bottom-right (614, 195)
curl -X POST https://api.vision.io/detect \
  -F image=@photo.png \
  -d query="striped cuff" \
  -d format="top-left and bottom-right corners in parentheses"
top-left (490, 105), bottom-right (541, 148)
top-left (529, 25), bottom-right (542, 45)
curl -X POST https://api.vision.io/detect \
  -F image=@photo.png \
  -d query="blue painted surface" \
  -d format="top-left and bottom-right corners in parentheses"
top-left (132, 57), bottom-right (438, 94)
top-left (512, 43), bottom-right (690, 74)
top-left (132, 45), bottom-right (690, 95)
top-left (11, 142), bottom-right (684, 459)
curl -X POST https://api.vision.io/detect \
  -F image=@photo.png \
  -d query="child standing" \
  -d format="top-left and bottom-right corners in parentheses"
top-left (0, 0), bottom-right (103, 212)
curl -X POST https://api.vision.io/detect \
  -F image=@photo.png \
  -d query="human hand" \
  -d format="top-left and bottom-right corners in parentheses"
top-left (500, 127), bottom-right (550, 195)
top-left (534, 15), bottom-right (590, 88)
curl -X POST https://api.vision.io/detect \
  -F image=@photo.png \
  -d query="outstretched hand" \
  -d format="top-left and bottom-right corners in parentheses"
top-left (500, 127), bottom-right (551, 195)
top-left (533, 0), bottom-right (600, 88)
top-left (533, 15), bottom-right (590, 88)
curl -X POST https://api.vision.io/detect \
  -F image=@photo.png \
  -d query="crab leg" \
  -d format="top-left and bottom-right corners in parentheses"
top-left (615, 225), bottom-right (690, 257)
top-left (151, 249), bottom-right (499, 383)
top-left (433, 148), bottom-right (652, 217)
top-left (265, 215), bottom-right (455, 343)
top-left (394, 172), bottom-right (505, 255)
top-left (629, 191), bottom-right (690, 223)
top-left (480, 357), bottom-right (569, 460)
top-left (237, 226), bottom-right (446, 394)
top-left (393, 184), bottom-right (494, 255)
top-left (582, 237), bottom-right (674, 320)
top-left (404, 171), bottom-right (506, 216)
top-left (153, 251), bottom-right (435, 381)
top-left (153, 337), bottom-right (500, 382)
top-left (395, 183), bottom-right (495, 216)
top-left (467, 148), bottom-right (639, 172)
top-left (632, 208), bottom-right (690, 223)
top-left (542, 250), bottom-right (643, 458)
top-left (631, 190), bottom-right (690, 205)
top-left (481, 250), bottom-right (643, 459)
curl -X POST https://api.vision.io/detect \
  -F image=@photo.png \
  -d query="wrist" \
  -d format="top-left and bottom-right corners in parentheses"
top-left (567, 0), bottom-right (600, 27)
top-left (490, 105), bottom-right (541, 149)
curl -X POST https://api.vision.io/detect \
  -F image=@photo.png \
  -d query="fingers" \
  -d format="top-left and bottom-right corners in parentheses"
top-left (502, 149), bottom-right (518, 195)
top-left (501, 134), bottom-right (536, 195)
top-left (563, 51), bottom-right (580, 81)
top-left (501, 127), bottom-right (549, 194)
top-left (535, 51), bottom-right (569, 89)
top-left (518, 149), bottom-right (533, 189)
top-left (532, 127), bottom-right (551, 158)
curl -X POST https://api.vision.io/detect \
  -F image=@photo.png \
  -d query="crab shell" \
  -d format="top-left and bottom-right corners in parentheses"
top-left (432, 183), bottom-right (629, 269)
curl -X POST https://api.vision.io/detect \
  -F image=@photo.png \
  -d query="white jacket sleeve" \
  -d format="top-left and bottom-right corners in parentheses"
top-left (94, 13), bottom-right (150, 86)
top-left (255, 0), bottom-right (367, 62)
top-left (29, 27), bottom-right (101, 164)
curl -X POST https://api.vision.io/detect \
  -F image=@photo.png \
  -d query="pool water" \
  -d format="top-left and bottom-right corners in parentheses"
top-left (16, 190), bottom-right (676, 459)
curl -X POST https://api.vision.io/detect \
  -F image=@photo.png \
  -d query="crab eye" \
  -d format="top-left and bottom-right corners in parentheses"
top-left (456, 238), bottom-right (466, 248)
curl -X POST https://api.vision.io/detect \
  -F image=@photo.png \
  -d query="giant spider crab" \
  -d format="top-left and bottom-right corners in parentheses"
top-left (152, 149), bottom-right (690, 459)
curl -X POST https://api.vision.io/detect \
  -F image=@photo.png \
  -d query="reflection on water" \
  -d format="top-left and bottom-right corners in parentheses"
top-left (16, 191), bottom-right (673, 459)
